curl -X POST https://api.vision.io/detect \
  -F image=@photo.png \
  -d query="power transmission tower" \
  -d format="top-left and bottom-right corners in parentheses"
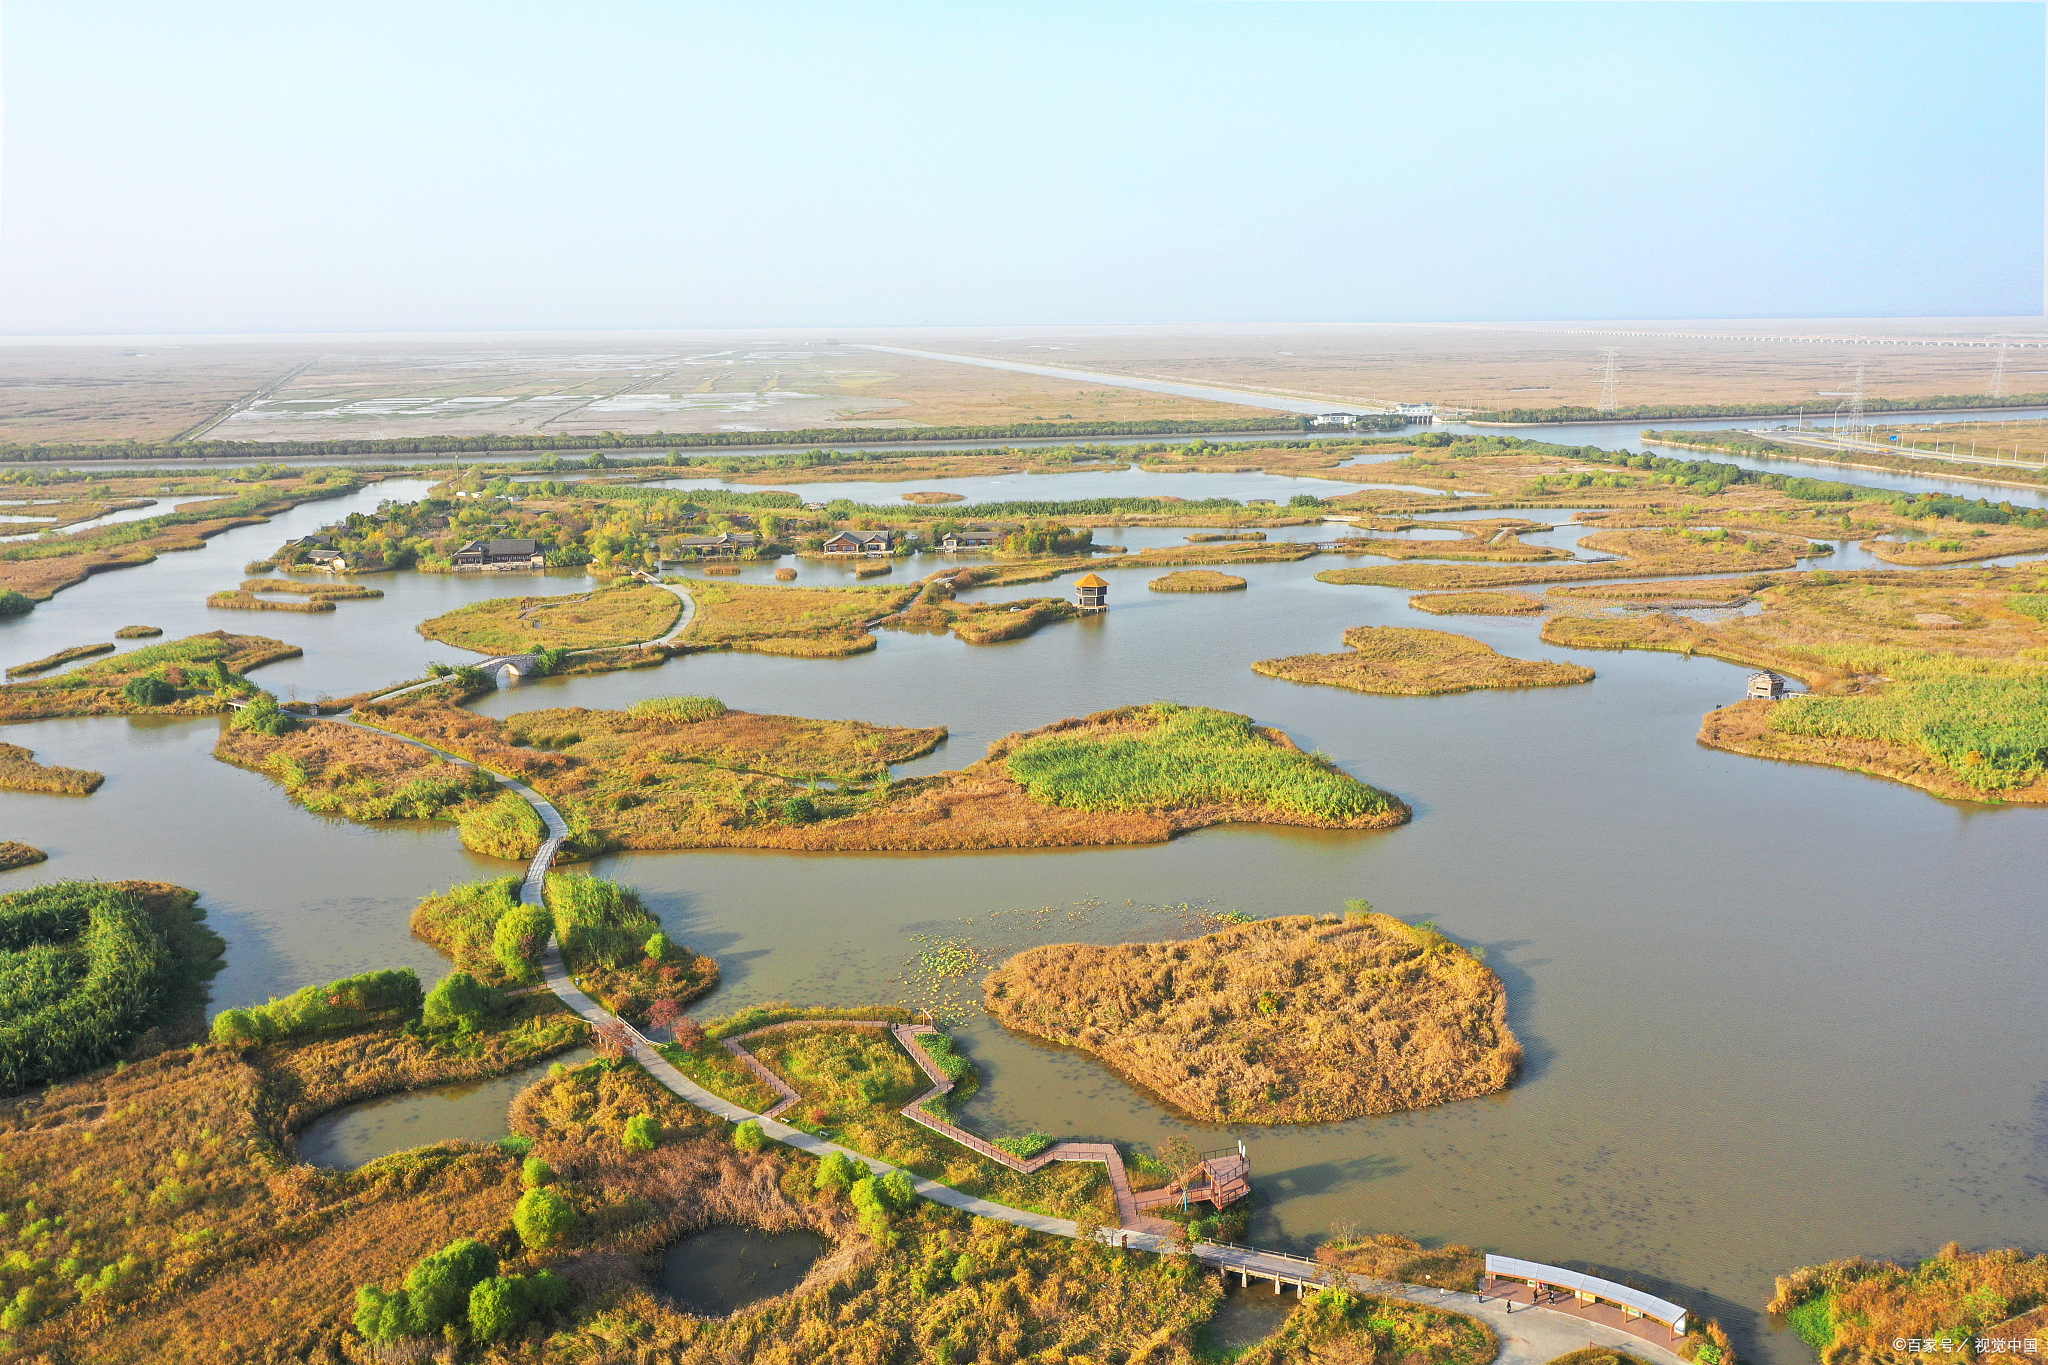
top-left (1597, 349), bottom-right (1620, 412)
top-left (1990, 344), bottom-right (2009, 398)
top-left (1819, 363), bottom-right (1868, 443)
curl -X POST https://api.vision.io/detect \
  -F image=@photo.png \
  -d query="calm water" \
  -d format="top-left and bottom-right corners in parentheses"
top-left (1200, 1278), bottom-right (1301, 1354)
top-left (0, 461), bottom-right (2041, 1365)
top-left (295, 1047), bottom-right (593, 1169)
top-left (660, 1226), bottom-right (828, 1316)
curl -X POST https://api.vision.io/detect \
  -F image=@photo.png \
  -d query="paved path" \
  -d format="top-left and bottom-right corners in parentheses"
top-left (857, 345), bottom-right (1384, 417)
top-left (307, 601), bottom-right (1691, 1365)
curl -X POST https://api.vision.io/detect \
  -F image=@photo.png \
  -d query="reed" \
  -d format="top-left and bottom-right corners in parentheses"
top-left (0, 840), bottom-right (46, 869)
top-left (112, 625), bottom-right (161, 638)
top-left (1768, 1243), bottom-right (2048, 1365)
top-left (418, 582), bottom-right (680, 654)
top-left (1407, 591), bottom-right (1547, 616)
top-left (984, 912), bottom-right (1520, 1124)
top-left (0, 880), bottom-right (221, 1093)
top-left (5, 641), bottom-right (117, 678)
top-left (0, 740), bottom-right (105, 794)
top-left (1541, 566), bottom-right (2048, 802)
top-left (1148, 570), bottom-right (1248, 592)
top-left (1005, 702), bottom-right (1405, 826)
top-left (684, 580), bottom-right (916, 657)
top-left (1254, 625), bottom-right (1594, 696)
top-left (206, 590), bottom-right (336, 613)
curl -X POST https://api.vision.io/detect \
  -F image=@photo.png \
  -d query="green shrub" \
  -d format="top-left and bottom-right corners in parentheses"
top-left (512, 1186), bottom-right (575, 1250)
top-left (422, 970), bottom-right (499, 1032)
top-left (545, 874), bottom-right (660, 972)
top-left (230, 694), bottom-right (296, 736)
top-left (402, 1238), bottom-right (497, 1333)
top-left (467, 1270), bottom-right (567, 1342)
top-left (951, 1253), bottom-right (975, 1284)
top-left (815, 1150), bottom-right (862, 1193)
top-left (0, 590), bottom-right (33, 618)
top-left (492, 902), bottom-right (552, 980)
top-left (622, 1113), bottom-right (660, 1152)
top-left (914, 1033), bottom-right (972, 1083)
top-left (121, 676), bottom-right (175, 707)
top-left (643, 931), bottom-right (670, 962)
top-left (456, 790), bottom-right (545, 860)
top-left (207, 967), bottom-right (421, 1048)
top-left (732, 1119), bottom-right (765, 1153)
top-left (992, 1134), bottom-right (1053, 1160)
top-left (521, 1155), bottom-right (555, 1188)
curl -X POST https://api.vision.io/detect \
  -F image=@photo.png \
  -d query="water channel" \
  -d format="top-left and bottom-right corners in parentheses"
top-left (0, 443), bottom-right (2043, 1365)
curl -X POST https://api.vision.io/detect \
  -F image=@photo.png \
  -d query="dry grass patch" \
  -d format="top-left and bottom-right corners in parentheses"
top-left (0, 739), bottom-right (105, 794)
top-left (1336, 518), bottom-right (1570, 563)
top-left (113, 625), bottom-right (162, 638)
top-left (1255, 626), bottom-right (1593, 696)
top-left (0, 999), bottom-right (582, 1365)
top-left (1319, 525), bottom-right (1832, 591)
top-left (887, 582), bottom-right (1079, 644)
top-left (684, 580), bottom-right (915, 657)
top-left (0, 840), bottom-right (46, 869)
top-left (1319, 1231), bottom-right (1485, 1293)
top-left (5, 641), bottom-right (116, 678)
top-left (1769, 1242), bottom-right (2048, 1365)
top-left (900, 489), bottom-right (965, 503)
top-left (1150, 570), bottom-right (1247, 592)
top-left (1863, 525), bottom-right (2048, 566)
top-left (984, 912), bottom-right (1519, 1124)
top-left (1408, 591), bottom-right (1547, 616)
top-left (237, 578), bottom-right (381, 598)
top-left (214, 717), bottom-right (498, 815)
top-left (205, 590), bottom-right (335, 613)
top-left (419, 582), bottom-right (680, 654)
top-left (1541, 567), bottom-right (2048, 803)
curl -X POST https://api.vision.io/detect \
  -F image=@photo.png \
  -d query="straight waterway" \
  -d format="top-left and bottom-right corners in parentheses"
top-left (0, 461), bottom-right (2041, 1365)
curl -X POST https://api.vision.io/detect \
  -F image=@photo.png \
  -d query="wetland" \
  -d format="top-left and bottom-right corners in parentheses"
top-left (0, 447), bottom-right (2044, 1365)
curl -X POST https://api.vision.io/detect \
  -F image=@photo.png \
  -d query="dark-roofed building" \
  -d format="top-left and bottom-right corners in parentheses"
top-left (820, 529), bottom-right (894, 556)
top-left (938, 530), bottom-right (1002, 552)
top-left (453, 538), bottom-right (547, 570)
top-left (666, 532), bottom-right (759, 561)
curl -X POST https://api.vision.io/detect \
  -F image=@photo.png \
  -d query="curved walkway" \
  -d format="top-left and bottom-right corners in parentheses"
top-left (300, 612), bottom-right (1689, 1365)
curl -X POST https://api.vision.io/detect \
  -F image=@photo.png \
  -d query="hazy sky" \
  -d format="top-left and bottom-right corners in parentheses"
top-left (1, 2), bottom-right (2040, 334)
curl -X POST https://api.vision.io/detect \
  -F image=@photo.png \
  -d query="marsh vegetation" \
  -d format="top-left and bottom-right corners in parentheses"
top-left (1254, 626), bottom-right (1593, 697)
top-left (984, 911), bottom-right (1519, 1124)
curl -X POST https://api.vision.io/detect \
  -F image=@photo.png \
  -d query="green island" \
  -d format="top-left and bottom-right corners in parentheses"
top-left (208, 579), bottom-right (384, 614)
top-left (0, 631), bottom-right (296, 722)
top-left (0, 740), bottom-right (105, 795)
top-left (1540, 567), bottom-right (2048, 803)
top-left (1769, 1243), bottom-right (2048, 1365)
top-left (984, 911), bottom-right (1520, 1124)
top-left (1254, 625), bottom-right (1594, 696)
top-left (419, 581), bottom-right (681, 654)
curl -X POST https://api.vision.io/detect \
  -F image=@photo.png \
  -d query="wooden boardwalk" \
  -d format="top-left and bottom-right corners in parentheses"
top-left (319, 649), bottom-right (1690, 1365)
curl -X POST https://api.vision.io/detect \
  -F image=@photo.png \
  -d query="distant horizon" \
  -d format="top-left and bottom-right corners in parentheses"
top-left (4, 315), bottom-right (2046, 349)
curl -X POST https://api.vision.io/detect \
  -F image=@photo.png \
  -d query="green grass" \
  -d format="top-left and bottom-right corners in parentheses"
top-left (625, 694), bottom-right (728, 723)
top-left (0, 881), bottom-right (221, 1093)
top-left (409, 876), bottom-right (528, 983)
top-left (543, 873), bottom-right (658, 973)
top-left (2007, 593), bottom-right (2048, 623)
top-left (1785, 1295), bottom-right (1834, 1353)
top-left (1006, 702), bottom-right (1397, 822)
top-left (1771, 652), bottom-right (2048, 790)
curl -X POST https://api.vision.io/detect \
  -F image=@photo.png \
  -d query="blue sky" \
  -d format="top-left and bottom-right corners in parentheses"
top-left (1, 1), bottom-right (2039, 333)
